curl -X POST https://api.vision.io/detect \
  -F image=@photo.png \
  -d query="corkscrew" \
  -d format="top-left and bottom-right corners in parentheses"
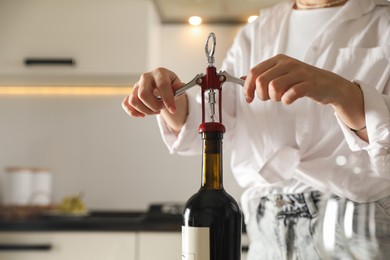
top-left (173, 32), bottom-right (245, 133)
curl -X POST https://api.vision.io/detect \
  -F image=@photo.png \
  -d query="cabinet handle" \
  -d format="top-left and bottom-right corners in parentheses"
top-left (242, 245), bottom-right (249, 252)
top-left (0, 244), bottom-right (52, 251)
top-left (24, 58), bottom-right (75, 66)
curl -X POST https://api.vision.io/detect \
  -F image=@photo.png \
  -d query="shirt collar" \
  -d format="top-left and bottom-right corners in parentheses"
top-left (283, 0), bottom-right (378, 25)
top-left (339, 0), bottom-right (377, 22)
top-left (308, 0), bottom-right (379, 30)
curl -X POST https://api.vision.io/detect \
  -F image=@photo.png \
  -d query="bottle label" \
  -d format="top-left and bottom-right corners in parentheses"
top-left (182, 226), bottom-right (210, 260)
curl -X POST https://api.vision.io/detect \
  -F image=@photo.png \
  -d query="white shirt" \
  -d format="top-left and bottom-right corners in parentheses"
top-left (157, 0), bottom-right (390, 223)
top-left (285, 6), bottom-right (342, 60)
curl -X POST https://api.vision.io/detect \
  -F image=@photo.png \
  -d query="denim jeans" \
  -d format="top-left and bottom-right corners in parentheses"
top-left (246, 191), bottom-right (390, 260)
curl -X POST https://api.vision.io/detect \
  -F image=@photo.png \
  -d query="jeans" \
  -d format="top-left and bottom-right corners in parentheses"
top-left (246, 191), bottom-right (390, 260)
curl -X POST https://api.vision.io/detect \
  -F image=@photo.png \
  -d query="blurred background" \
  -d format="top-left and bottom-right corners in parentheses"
top-left (0, 0), bottom-right (282, 212)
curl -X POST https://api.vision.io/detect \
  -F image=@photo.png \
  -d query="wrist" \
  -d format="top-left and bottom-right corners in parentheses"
top-left (161, 93), bottom-right (188, 134)
top-left (331, 79), bottom-right (360, 107)
top-left (332, 80), bottom-right (366, 131)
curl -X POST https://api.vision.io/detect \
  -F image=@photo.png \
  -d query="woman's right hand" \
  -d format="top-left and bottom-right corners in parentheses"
top-left (122, 67), bottom-right (184, 118)
top-left (122, 67), bottom-right (188, 134)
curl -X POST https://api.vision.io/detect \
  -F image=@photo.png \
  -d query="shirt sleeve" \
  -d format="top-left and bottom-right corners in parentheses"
top-left (335, 80), bottom-right (390, 178)
top-left (156, 92), bottom-right (202, 156)
top-left (335, 80), bottom-right (390, 154)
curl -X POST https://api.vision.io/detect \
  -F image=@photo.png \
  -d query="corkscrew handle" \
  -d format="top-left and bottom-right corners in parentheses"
top-left (160, 33), bottom-right (245, 132)
top-left (172, 70), bottom-right (244, 97)
top-left (205, 32), bottom-right (216, 67)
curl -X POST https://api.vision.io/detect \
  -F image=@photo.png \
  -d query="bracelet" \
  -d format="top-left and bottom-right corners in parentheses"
top-left (349, 80), bottom-right (366, 133)
top-left (350, 125), bottom-right (366, 133)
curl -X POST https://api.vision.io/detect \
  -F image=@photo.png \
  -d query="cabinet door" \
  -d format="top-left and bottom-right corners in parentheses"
top-left (0, 0), bottom-right (156, 85)
top-left (138, 232), bottom-right (181, 260)
top-left (138, 232), bottom-right (249, 260)
top-left (0, 232), bottom-right (136, 260)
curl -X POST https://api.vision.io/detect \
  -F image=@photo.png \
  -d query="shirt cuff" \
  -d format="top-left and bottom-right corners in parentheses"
top-left (335, 80), bottom-right (390, 158)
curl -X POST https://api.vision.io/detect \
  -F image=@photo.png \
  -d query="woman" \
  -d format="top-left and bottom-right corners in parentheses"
top-left (123, 0), bottom-right (390, 259)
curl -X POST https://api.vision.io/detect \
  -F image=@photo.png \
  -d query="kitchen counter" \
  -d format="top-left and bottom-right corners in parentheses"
top-left (0, 210), bottom-right (182, 232)
top-left (0, 207), bottom-right (249, 259)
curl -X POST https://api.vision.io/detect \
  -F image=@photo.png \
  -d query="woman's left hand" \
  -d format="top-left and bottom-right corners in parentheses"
top-left (243, 54), bottom-right (368, 141)
top-left (243, 54), bottom-right (355, 106)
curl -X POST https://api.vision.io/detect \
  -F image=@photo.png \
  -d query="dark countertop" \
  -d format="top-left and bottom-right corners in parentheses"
top-left (0, 211), bottom-right (182, 232)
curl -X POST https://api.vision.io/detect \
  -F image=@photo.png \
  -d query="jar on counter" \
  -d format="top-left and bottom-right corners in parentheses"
top-left (3, 167), bottom-right (33, 206)
top-left (30, 168), bottom-right (52, 206)
top-left (2, 167), bottom-right (53, 206)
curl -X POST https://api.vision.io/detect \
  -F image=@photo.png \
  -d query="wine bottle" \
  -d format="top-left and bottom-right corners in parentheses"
top-left (182, 129), bottom-right (242, 260)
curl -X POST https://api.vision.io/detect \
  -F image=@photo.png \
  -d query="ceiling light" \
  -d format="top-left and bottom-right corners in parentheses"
top-left (247, 15), bottom-right (258, 23)
top-left (188, 16), bottom-right (202, 26)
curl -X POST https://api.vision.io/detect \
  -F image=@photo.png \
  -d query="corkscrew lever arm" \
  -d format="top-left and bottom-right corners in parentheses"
top-left (174, 73), bottom-right (205, 96)
top-left (156, 73), bottom-right (204, 100)
top-left (173, 70), bottom-right (245, 98)
top-left (156, 69), bottom-right (244, 101)
top-left (218, 71), bottom-right (245, 87)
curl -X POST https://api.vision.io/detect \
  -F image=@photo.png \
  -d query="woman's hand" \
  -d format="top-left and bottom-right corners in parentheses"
top-left (244, 54), bottom-right (354, 105)
top-left (243, 54), bottom-right (368, 141)
top-left (122, 67), bottom-right (183, 117)
top-left (122, 67), bottom-right (188, 134)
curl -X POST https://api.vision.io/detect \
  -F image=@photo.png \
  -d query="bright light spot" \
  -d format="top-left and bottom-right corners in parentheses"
top-left (183, 208), bottom-right (190, 227)
top-left (344, 201), bottom-right (354, 238)
top-left (323, 199), bottom-right (338, 252)
top-left (353, 167), bottom-right (362, 174)
top-left (247, 15), bottom-right (258, 23)
top-left (336, 155), bottom-right (347, 166)
top-left (188, 16), bottom-right (202, 26)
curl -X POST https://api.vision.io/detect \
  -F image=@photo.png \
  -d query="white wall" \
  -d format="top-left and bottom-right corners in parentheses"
top-left (0, 95), bottom-right (200, 210)
top-left (159, 25), bottom-right (241, 82)
top-left (0, 7), bottom-right (244, 211)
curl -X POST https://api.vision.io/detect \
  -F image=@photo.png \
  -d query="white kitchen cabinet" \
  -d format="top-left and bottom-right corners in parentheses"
top-left (0, 0), bottom-right (160, 85)
top-left (0, 232), bottom-right (137, 260)
top-left (138, 232), bottom-right (181, 260)
top-left (138, 232), bottom-right (249, 260)
top-left (0, 231), bottom-right (248, 259)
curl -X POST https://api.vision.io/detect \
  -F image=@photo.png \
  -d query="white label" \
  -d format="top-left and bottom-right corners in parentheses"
top-left (182, 226), bottom-right (210, 260)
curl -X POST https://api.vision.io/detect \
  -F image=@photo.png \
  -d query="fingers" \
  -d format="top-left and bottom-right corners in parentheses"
top-left (139, 68), bottom-right (176, 114)
top-left (270, 72), bottom-right (306, 103)
top-left (122, 68), bottom-right (182, 118)
top-left (244, 56), bottom-right (278, 102)
top-left (137, 70), bottom-right (166, 113)
top-left (122, 88), bottom-right (160, 118)
top-left (154, 71), bottom-right (183, 114)
top-left (243, 55), bottom-right (308, 104)
top-left (281, 81), bottom-right (308, 105)
top-left (122, 96), bottom-right (145, 118)
top-left (256, 68), bottom-right (290, 101)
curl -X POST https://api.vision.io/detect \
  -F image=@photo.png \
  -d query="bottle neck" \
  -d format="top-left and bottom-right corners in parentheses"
top-left (201, 132), bottom-right (223, 190)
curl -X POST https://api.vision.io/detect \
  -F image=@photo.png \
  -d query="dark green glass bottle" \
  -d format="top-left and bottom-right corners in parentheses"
top-left (182, 131), bottom-right (242, 260)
